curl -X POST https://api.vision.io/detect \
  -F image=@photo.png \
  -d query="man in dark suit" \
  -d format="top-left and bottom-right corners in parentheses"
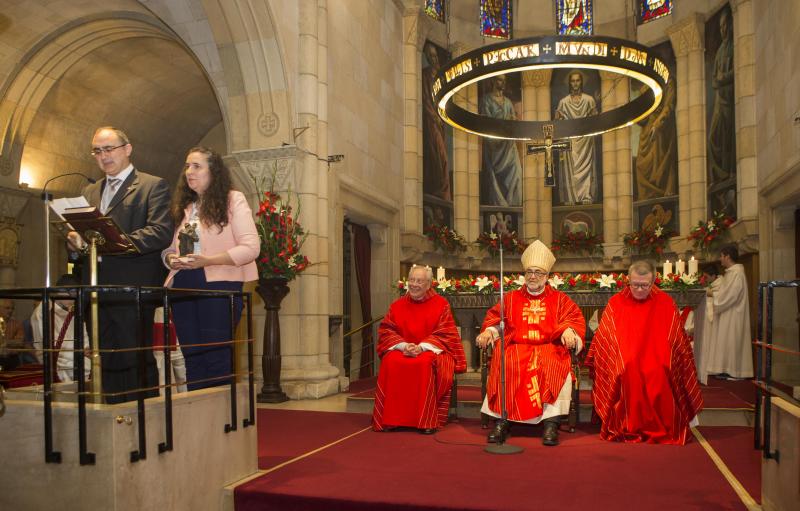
top-left (68, 126), bottom-right (173, 403)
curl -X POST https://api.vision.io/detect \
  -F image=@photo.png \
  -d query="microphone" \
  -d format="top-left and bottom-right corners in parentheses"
top-left (41, 172), bottom-right (97, 286)
top-left (42, 172), bottom-right (97, 200)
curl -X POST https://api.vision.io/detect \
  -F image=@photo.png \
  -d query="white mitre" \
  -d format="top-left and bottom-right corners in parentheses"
top-left (520, 240), bottom-right (556, 272)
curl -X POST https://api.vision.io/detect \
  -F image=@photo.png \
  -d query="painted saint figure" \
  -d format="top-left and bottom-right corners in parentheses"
top-left (708, 8), bottom-right (735, 185)
top-left (555, 71), bottom-right (598, 205)
top-left (480, 74), bottom-right (522, 207)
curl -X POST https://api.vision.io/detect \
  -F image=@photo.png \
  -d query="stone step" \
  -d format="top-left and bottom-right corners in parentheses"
top-left (347, 387), bottom-right (755, 427)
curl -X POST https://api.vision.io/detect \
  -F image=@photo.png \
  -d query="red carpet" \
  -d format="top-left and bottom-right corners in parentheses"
top-left (697, 426), bottom-right (761, 503)
top-left (238, 410), bottom-right (759, 511)
top-left (257, 409), bottom-right (368, 469)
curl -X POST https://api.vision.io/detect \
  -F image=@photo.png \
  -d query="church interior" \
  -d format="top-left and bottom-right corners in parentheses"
top-left (1, 0), bottom-right (799, 510)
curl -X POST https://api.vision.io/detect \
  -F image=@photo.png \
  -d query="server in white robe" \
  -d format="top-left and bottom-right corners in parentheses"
top-left (704, 244), bottom-right (753, 380)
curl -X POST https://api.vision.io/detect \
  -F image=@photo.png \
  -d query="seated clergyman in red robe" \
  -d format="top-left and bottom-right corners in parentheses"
top-left (585, 260), bottom-right (703, 444)
top-left (372, 265), bottom-right (467, 434)
top-left (476, 240), bottom-right (585, 446)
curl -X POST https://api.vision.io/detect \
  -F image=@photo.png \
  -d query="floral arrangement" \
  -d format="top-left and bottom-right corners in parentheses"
top-left (424, 223), bottom-right (468, 255)
top-left (251, 171), bottom-right (309, 281)
top-left (550, 230), bottom-right (604, 256)
top-left (686, 211), bottom-right (734, 253)
top-left (396, 271), bottom-right (705, 295)
top-left (475, 231), bottom-right (527, 257)
top-left (622, 224), bottom-right (675, 260)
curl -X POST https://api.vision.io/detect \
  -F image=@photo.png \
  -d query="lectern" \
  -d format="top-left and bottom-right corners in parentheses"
top-left (61, 207), bottom-right (138, 402)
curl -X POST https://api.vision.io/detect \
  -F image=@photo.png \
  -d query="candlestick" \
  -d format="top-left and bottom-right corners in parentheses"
top-left (663, 260), bottom-right (673, 276)
top-left (676, 259), bottom-right (686, 275)
top-left (437, 266), bottom-right (445, 282)
top-left (688, 256), bottom-right (698, 275)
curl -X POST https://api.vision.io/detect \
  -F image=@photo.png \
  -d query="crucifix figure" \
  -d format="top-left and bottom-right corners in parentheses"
top-left (526, 124), bottom-right (572, 187)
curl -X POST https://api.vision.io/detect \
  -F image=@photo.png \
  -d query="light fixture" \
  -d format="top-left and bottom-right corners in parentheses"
top-left (432, 35), bottom-right (670, 140)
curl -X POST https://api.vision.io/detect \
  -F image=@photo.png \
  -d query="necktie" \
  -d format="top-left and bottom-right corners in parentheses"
top-left (101, 178), bottom-right (121, 214)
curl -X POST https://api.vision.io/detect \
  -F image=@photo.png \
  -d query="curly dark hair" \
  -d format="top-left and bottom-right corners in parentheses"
top-left (170, 146), bottom-right (233, 230)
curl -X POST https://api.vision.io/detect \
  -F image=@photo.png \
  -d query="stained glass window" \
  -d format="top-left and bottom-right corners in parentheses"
top-left (638, 0), bottom-right (673, 25)
top-left (556, 0), bottom-right (593, 36)
top-left (425, 0), bottom-right (445, 23)
top-left (481, 0), bottom-right (512, 40)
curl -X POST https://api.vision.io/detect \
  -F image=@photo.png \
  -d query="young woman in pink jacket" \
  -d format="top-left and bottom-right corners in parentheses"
top-left (163, 146), bottom-right (259, 390)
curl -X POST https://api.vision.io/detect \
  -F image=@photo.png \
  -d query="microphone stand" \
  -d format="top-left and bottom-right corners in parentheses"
top-left (41, 173), bottom-right (96, 286)
top-left (485, 244), bottom-right (524, 455)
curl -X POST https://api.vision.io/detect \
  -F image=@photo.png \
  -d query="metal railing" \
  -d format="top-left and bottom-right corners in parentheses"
top-left (0, 285), bottom-right (254, 466)
top-left (754, 280), bottom-right (800, 462)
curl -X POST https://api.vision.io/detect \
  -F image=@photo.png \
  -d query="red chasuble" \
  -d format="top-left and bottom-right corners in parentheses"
top-left (585, 287), bottom-right (703, 444)
top-left (372, 290), bottom-right (466, 431)
top-left (481, 285), bottom-right (585, 421)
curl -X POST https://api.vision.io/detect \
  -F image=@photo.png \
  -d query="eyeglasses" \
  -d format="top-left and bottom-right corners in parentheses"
top-left (90, 143), bottom-right (127, 156)
top-left (630, 282), bottom-right (653, 290)
top-left (524, 270), bottom-right (548, 278)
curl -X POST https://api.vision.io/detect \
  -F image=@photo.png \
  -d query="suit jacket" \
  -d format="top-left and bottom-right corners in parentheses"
top-left (163, 190), bottom-right (259, 286)
top-left (82, 169), bottom-right (174, 287)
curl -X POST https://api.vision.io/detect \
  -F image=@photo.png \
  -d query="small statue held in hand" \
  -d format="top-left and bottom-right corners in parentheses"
top-left (177, 223), bottom-right (199, 257)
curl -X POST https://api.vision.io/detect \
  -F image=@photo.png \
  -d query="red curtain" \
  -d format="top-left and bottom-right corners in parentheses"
top-left (352, 224), bottom-right (374, 378)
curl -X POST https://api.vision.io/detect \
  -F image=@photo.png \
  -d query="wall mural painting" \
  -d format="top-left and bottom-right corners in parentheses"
top-left (705, 3), bottom-right (736, 219)
top-left (635, 200), bottom-right (679, 237)
top-left (552, 209), bottom-right (602, 241)
top-left (631, 40), bottom-right (678, 231)
top-left (479, 71), bottom-right (523, 233)
top-left (482, 210), bottom-right (520, 238)
top-left (550, 67), bottom-right (603, 240)
top-left (422, 40), bottom-right (454, 229)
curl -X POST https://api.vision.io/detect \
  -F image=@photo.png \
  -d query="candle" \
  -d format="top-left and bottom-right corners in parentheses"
top-left (437, 266), bottom-right (446, 282)
top-left (676, 259), bottom-right (686, 275)
top-left (663, 260), bottom-right (673, 276)
top-left (688, 256), bottom-right (698, 276)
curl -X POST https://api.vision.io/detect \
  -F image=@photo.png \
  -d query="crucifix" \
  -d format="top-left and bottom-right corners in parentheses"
top-left (526, 124), bottom-right (572, 187)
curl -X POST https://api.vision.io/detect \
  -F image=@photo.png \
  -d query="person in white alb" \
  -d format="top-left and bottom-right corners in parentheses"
top-left (31, 274), bottom-right (91, 382)
top-left (703, 244), bottom-right (753, 380)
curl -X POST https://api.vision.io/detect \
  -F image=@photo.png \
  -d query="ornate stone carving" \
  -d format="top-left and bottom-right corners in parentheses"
top-left (523, 69), bottom-right (552, 88)
top-left (224, 146), bottom-right (299, 195)
top-left (0, 217), bottom-right (20, 268)
top-left (668, 14), bottom-right (705, 57)
top-left (257, 112), bottom-right (280, 137)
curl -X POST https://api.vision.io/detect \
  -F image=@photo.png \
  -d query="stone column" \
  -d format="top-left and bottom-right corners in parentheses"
top-left (401, 10), bottom-right (422, 235)
top-left (668, 15), bottom-right (706, 235)
top-left (521, 71), bottom-right (539, 241)
top-left (526, 69), bottom-right (552, 245)
top-left (0, 188), bottom-right (29, 287)
top-left (731, 0), bottom-right (758, 236)
top-left (614, 76), bottom-right (632, 244)
top-left (451, 44), bottom-right (470, 238)
top-left (466, 83), bottom-right (481, 242)
top-left (600, 71), bottom-right (621, 257)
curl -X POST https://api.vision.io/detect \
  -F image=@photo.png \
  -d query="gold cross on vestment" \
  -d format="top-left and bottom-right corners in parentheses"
top-left (526, 124), bottom-right (571, 187)
top-left (522, 299), bottom-right (547, 325)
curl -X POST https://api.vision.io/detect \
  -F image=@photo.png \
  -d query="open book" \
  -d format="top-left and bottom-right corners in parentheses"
top-left (50, 197), bottom-right (138, 254)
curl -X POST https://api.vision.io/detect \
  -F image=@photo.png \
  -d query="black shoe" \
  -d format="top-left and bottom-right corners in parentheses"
top-left (487, 420), bottom-right (511, 444)
top-left (419, 428), bottom-right (436, 435)
top-left (542, 420), bottom-right (559, 446)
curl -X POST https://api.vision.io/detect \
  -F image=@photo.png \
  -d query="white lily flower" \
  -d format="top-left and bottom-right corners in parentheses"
top-left (654, 225), bottom-right (663, 237)
top-left (680, 273), bottom-right (697, 285)
top-left (598, 274), bottom-right (616, 288)
top-left (548, 275), bottom-right (564, 289)
top-left (475, 276), bottom-right (491, 291)
top-left (514, 274), bottom-right (526, 287)
top-left (437, 279), bottom-right (452, 291)
top-left (489, 233), bottom-right (498, 240)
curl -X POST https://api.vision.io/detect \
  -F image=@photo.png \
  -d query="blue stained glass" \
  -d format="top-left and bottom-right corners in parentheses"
top-left (556, 0), bottom-right (593, 36)
top-left (639, 0), bottom-right (673, 25)
top-left (425, 0), bottom-right (445, 23)
top-left (481, 0), bottom-right (512, 40)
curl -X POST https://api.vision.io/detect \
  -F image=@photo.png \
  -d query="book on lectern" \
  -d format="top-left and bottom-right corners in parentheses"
top-left (51, 200), bottom-right (138, 255)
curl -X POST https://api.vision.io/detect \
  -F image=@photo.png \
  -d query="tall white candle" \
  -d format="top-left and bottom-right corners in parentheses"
top-left (676, 259), bottom-right (686, 275)
top-left (688, 256), bottom-right (698, 275)
top-left (663, 260), bottom-right (673, 276)
top-left (437, 266), bottom-right (446, 282)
